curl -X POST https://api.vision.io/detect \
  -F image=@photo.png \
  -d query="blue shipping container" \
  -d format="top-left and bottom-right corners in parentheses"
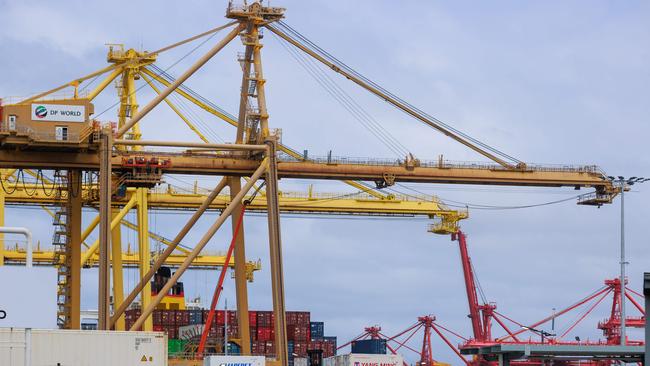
top-left (351, 339), bottom-right (386, 354)
top-left (310, 322), bottom-right (325, 339)
top-left (188, 310), bottom-right (203, 325)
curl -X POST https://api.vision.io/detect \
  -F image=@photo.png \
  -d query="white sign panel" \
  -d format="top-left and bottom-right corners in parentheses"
top-left (204, 355), bottom-right (266, 366)
top-left (0, 267), bottom-right (57, 328)
top-left (31, 103), bottom-right (85, 122)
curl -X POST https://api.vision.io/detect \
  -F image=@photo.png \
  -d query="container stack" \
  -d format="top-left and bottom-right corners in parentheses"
top-left (124, 308), bottom-right (337, 361)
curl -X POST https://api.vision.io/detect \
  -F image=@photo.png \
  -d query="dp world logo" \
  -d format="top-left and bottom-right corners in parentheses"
top-left (35, 105), bottom-right (48, 118)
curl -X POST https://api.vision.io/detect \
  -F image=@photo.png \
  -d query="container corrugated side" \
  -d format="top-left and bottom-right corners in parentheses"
top-left (0, 328), bottom-right (167, 366)
top-left (324, 354), bottom-right (403, 366)
top-left (203, 355), bottom-right (266, 366)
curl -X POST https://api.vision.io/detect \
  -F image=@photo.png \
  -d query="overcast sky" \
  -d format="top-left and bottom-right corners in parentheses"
top-left (1, 0), bottom-right (649, 364)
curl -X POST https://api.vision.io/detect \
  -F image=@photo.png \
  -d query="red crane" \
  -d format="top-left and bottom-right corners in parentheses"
top-left (338, 317), bottom-right (470, 366)
top-left (451, 229), bottom-right (646, 365)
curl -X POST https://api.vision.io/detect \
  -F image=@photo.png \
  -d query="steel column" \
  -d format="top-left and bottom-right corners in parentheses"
top-left (252, 26), bottom-right (269, 142)
top-left (643, 272), bottom-right (650, 366)
top-left (0, 182), bottom-right (4, 266)
top-left (230, 176), bottom-right (252, 355)
top-left (111, 207), bottom-right (126, 330)
top-left (266, 138), bottom-right (288, 366)
top-left (137, 187), bottom-right (153, 331)
top-left (620, 182), bottom-right (627, 345)
top-left (231, 21), bottom-right (256, 355)
top-left (98, 127), bottom-right (112, 330)
top-left (67, 170), bottom-right (83, 329)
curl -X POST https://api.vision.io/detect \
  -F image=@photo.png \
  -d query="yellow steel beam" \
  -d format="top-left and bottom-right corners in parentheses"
top-left (0, 246), bottom-right (261, 276)
top-left (3, 183), bottom-right (464, 218)
top-left (86, 67), bottom-right (124, 101)
top-left (0, 151), bottom-right (613, 194)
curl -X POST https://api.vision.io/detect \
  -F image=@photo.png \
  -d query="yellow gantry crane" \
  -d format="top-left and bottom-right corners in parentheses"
top-left (0, 2), bottom-right (619, 365)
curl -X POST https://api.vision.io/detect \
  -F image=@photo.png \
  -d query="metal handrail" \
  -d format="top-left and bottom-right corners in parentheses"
top-left (277, 152), bottom-right (605, 175)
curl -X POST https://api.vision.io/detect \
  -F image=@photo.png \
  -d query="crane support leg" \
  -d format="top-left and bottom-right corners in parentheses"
top-left (266, 138), bottom-right (288, 366)
top-left (98, 127), bottom-right (112, 330)
top-left (230, 176), bottom-right (252, 355)
top-left (230, 20), bottom-right (256, 356)
top-left (137, 187), bottom-right (153, 331)
top-left (111, 207), bottom-right (126, 330)
top-left (67, 170), bottom-right (82, 329)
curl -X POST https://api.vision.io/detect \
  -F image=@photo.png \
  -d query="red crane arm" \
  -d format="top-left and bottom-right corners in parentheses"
top-left (197, 205), bottom-right (247, 356)
top-left (453, 231), bottom-right (484, 341)
top-left (497, 286), bottom-right (610, 342)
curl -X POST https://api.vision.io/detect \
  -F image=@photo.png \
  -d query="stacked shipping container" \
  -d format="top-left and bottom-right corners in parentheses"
top-left (124, 309), bottom-right (337, 361)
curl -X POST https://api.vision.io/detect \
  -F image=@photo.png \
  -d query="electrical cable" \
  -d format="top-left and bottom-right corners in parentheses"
top-left (271, 21), bottom-right (522, 165)
top-left (272, 31), bottom-right (409, 158)
top-left (94, 25), bottom-right (226, 119)
top-left (389, 183), bottom-right (588, 210)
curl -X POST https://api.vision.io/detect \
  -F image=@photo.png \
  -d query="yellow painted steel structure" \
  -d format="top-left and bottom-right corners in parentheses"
top-left (0, 3), bottom-right (619, 362)
top-left (0, 243), bottom-right (260, 273)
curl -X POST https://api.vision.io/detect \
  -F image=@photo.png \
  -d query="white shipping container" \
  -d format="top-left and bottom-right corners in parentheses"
top-left (204, 355), bottom-right (266, 366)
top-left (294, 357), bottom-right (309, 366)
top-left (324, 354), bottom-right (403, 366)
top-left (0, 328), bottom-right (167, 366)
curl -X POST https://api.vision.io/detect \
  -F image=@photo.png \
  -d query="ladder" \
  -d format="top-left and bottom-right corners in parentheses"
top-left (51, 170), bottom-right (72, 328)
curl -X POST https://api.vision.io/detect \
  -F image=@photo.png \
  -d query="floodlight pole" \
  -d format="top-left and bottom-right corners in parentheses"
top-left (619, 180), bottom-right (626, 346)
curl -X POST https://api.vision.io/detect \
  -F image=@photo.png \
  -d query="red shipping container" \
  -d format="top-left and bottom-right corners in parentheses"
top-left (286, 312), bottom-right (297, 326)
top-left (227, 324), bottom-right (239, 337)
top-left (265, 341), bottom-right (276, 355)
top-left (227, 310), bottom-right (238, 325)
top-left (296, 312), bottom-right (310, 325)
top-left (175, 310), bottom-right (190, 326)
top-left (161, 310), bottom-right (174, 325)
top-left (249, 311), bottom-right (258, 327)
top-left (152, 310), bottom-right (162, 325)
top-left (287, 325), bottom-right (310, 342)
top-left (257, 327), bottom-right (272, 341)
top-left (294, 341), bottom-right (308, 357)
top-left (203, 310), bottom-right (226, 325)
top-left (253, 340), bottom-right (267, 355)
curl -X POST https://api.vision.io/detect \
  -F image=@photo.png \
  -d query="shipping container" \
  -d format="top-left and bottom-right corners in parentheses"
top-left (204, 355), bottom-right (265, 366)
top-left (188, 309), bottom-right (203, 325)
top-left (249, 310), bottom-right (258, 327)
top-left (310, 322), bottom-right (324, 339)
top-left (324, 354), bottom-right (403, 366)
top-left (351, 339), bottom-right (386, 354)
top-left (287, 325), bottom-right (310, 342)
top-left (168, 338), bottom-right (187, 356)
top-left (294, 357), bottom-right (309, 366)
top-left (0, 328), bottom-right (166, 366)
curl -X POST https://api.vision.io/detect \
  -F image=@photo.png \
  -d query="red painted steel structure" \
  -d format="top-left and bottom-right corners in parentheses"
top-left (197, 205), bottom-right (247, 356)
top-left (338, 318), bottom-right (471, 366)
top-left (452, 230), bottom-right (646, 365)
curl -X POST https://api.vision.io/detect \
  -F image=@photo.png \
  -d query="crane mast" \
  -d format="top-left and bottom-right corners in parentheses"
top-left (452, 231), bottom-right (494, 344)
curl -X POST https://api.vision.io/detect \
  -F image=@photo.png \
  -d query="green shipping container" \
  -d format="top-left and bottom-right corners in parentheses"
top-left (168, 339), bottom-right (187, 356)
